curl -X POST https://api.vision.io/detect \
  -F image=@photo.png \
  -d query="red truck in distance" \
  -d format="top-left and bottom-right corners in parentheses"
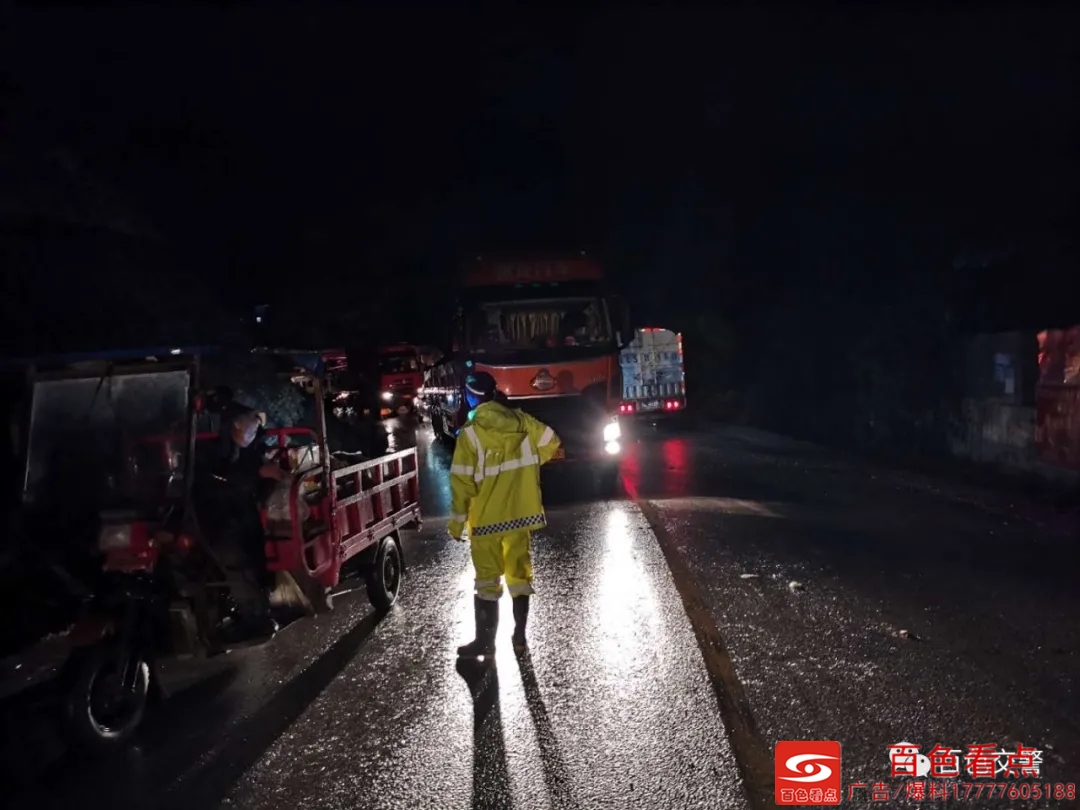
top-left (377, 344), bottom-right (423, 417)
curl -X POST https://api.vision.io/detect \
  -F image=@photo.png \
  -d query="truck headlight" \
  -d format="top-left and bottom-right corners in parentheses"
top-left (603, 419), bottom-right (621, 443)
top-left (381, 391), bottom-right (393, 402)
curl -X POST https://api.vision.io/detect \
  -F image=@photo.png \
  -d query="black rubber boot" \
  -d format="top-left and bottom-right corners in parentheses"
top-left (457, 597), bottom-right (499, 658)
top-left (512, 595), bottom-right (530, 653)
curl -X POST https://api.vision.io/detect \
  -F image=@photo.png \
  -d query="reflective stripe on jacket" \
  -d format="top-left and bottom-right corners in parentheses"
top-left (448, 400), bottom-right (561, 538)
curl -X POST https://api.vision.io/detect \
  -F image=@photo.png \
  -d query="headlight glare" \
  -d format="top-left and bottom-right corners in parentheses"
top-left (603, 419), bottom-right (621, 443)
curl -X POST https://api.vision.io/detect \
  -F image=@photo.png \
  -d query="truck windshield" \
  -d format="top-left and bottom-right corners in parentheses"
top-left (22, 369), bottom-right (191, 510)
top-left (465, 297), bottom-right (612, 353)
top-left (379, 355), bottom-right (420, 374)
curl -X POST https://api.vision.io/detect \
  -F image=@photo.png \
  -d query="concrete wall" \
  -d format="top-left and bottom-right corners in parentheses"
top-left (953, 330), bottom-right (1039, 406)
top-left (950, 399), bottom-right (1034, 466)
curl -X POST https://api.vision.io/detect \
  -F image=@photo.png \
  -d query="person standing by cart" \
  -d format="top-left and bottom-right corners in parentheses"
top-left (448, 371), bottom-right (561, 657)
top-left (201, 387), bottom-right (285, 643)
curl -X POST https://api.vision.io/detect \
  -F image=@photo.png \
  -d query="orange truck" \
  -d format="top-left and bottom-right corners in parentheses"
top-left (425, 257), bottom-right (630, 490)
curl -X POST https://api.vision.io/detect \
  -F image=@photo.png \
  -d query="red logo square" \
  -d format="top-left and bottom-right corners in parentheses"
top-left (775, 740), bottom-right (842, 805)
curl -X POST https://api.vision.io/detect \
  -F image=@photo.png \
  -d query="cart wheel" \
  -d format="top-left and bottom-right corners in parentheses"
top-left (366, 535), bottom-right (403, 612)
top-left (64, 643), bottom-right (150, 754)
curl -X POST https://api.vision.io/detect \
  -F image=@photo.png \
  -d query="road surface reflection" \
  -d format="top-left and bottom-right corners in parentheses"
top-left (596, 507), bottom-right (660, 676)
top-left (621, 435), bottom-right (693, 500)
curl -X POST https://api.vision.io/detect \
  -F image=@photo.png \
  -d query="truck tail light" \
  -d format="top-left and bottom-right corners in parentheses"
top-left (619, 402), bottom-right (636, 414)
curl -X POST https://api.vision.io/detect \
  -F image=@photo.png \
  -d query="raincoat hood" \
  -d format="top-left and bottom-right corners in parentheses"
top-left (469, 400), bottom-right (528, 436)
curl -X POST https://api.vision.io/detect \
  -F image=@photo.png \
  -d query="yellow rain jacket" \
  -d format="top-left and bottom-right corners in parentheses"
top-left (448, 400), bottom-right (561, 539)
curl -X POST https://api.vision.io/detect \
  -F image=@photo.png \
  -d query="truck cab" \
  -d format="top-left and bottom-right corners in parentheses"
top-left (428, 258), bottom-right (630, 477)
top-left (377, 344), bottom-right (423, 417)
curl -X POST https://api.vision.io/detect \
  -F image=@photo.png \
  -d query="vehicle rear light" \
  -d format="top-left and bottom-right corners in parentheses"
top-left (619, 402), bottom-right (636, 414)
top-left (148, 530), bottom-right (195, 555)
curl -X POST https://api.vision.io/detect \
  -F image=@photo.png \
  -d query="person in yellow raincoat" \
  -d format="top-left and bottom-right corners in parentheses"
top-left (448, 371), bottom-right (561, 657)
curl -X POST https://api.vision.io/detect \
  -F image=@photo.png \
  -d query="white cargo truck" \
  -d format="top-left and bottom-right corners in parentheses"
top-left (618, 327), bottom-right (686, 416)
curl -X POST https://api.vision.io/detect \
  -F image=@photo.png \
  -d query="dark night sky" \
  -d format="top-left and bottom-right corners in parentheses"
top-left (2, 7), bottom-right (1077, 344)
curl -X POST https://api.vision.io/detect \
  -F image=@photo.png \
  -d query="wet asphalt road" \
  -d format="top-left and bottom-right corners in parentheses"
top-left (7, 416), bottom-right (1080, 809)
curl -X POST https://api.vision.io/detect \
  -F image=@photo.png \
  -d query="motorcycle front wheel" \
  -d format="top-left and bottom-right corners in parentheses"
top-left (64, 642), bottom-right (150, 754)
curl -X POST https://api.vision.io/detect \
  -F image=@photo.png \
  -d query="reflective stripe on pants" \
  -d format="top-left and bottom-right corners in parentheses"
top-left (470, 529), bottom-right (534, 600)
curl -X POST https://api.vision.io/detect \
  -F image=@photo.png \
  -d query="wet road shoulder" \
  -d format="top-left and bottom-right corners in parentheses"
top-left (629, 426), bottom-right (1080, 809)
top-left (637, 498), bottom-right (780, 810)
